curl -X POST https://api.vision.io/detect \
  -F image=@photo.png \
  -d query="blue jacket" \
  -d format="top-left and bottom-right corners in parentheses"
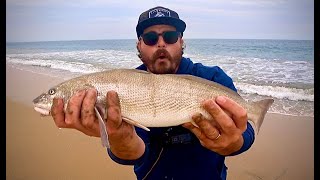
top-left (108, 57), bottom-right (255, 180)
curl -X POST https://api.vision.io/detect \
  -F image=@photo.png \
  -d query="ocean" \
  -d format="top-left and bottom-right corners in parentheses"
top-left (6, 39), bottom-right (314, 117)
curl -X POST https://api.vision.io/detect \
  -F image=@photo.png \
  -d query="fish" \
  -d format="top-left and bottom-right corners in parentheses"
top-left (33, 69), bottom-right (274, 148)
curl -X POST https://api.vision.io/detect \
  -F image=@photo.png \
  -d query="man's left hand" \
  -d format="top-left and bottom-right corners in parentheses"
top-left (182, 96), bottom-right (247, 156)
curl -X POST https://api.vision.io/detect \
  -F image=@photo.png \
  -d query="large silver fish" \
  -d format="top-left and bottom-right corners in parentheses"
top-left (33, 69), bottom-right (274, 147)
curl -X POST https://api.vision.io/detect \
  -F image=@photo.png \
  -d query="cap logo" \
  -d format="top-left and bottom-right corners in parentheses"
top-left (149, 8), bottom-right (170, 18)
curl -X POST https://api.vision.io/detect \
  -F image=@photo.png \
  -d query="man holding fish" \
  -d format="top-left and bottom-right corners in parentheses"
top-left (43, 6), bottom-right (273, 180)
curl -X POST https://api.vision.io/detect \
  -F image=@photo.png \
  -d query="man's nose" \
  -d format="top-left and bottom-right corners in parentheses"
top-left (157, 36), bottom-right (166, 48)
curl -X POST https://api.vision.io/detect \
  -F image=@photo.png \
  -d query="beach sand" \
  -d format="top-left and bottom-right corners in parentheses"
top-left (6, 65), bottom-right (314, 180)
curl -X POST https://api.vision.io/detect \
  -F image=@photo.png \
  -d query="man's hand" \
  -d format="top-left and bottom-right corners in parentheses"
top-left (182, 96), bottom-right (247, 156)
top-left (106, 91), bottom-right (145, 160)
top-left (51, 89), bottom-right (101, 137)
top-left (51, 89), bottom-right (145, 160)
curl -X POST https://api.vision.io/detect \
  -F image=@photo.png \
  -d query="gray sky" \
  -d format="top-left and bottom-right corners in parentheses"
top-left (6, 0), bottom-right (314, 42)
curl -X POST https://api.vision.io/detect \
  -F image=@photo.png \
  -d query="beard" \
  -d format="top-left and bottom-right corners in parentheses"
top-left (143, 49), bottom-right (182, 74)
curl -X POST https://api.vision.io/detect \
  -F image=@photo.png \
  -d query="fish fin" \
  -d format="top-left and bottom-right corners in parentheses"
top-left (190, 112), bottom-right (201, 127)
top-left (94, 107), bottom-right (110, 148)
top-left (248, 99), bottom-right (274, 134)
top-left (122, 116), bottom-right (150, 131)
top-left (191, 121), bottom-right (199, 128)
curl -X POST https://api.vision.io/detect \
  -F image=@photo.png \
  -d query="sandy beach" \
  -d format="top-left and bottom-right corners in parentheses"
top-left (6, 65), bottom-right (314, 179)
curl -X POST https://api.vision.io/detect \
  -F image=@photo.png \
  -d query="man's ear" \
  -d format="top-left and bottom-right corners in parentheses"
top-left (136, 40), bottom-right (142, 59)
top-left (180, 38), bottom-right (185, 48)
top-left (137, 40), bottom-right (141, 51)
top-left (180, 38), bottom-right (184, 44)
top-left (180, 38), bottom-right (186, 54)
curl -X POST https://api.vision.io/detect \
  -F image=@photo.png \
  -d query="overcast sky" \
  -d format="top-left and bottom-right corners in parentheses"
top-left (6, 0), bottom-right (314, 42)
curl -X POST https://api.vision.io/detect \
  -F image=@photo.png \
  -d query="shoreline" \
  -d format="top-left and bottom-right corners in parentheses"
top-left (6, 64), bottom-right (314, 179)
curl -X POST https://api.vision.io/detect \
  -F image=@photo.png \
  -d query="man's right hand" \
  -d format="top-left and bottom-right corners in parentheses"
top-left (51, 89), bottom-right (145, 160)
top-left (106, 91), bottom-right (145, 160)
top-left (51, 89), bottom-right (101, 137)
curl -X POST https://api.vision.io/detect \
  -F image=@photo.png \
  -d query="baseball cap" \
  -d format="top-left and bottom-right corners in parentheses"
top-left (136, 6), bottom-right (186, 38)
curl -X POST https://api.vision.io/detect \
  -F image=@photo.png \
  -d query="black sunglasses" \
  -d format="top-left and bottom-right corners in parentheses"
top-left (140, 31), bottom-right (181, 46)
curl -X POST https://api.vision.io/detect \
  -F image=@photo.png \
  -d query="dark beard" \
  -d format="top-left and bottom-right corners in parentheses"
top-left (150, 49), bottom-right (175, 74)
top-left (141, 48), bottom-right (182, 74)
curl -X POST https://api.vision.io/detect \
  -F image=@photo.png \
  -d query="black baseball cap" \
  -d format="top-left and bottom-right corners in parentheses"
top-left (136, 6), bottom-right (186, 38)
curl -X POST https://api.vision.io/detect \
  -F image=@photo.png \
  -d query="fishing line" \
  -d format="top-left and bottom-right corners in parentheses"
top-left (142, 147), bottom-right (164, 180)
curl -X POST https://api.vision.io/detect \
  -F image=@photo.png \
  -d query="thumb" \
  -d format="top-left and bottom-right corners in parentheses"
top-left (105, 91), bottom-right (122, 130)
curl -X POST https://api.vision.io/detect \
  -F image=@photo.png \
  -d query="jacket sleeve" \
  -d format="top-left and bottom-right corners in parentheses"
top-left (107, 127), bottom-right (150, 165)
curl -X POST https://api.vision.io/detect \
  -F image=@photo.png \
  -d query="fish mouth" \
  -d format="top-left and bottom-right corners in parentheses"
top-left (34, 106), bottom-right (51, 116)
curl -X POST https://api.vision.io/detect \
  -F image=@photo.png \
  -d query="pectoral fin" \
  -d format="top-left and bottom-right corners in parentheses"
top-left (94, 107), bottom-right (110, 148)
top-left (122, 117), bottom-right (150, 131)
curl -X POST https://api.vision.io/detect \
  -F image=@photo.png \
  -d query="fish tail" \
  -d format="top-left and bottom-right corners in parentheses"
top-left (248, 99), bottom-right (274, 134)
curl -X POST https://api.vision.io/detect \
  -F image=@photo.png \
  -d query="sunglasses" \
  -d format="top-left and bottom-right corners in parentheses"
top-left (140, 31), bottom-right (181, 46)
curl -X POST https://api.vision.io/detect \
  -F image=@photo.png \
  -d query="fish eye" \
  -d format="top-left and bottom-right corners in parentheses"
top-left (48, 88), bottom-right (56, 95)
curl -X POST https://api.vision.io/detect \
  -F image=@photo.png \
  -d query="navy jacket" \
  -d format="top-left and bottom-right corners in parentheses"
top-left (108, 57), bottom-right (255, 180)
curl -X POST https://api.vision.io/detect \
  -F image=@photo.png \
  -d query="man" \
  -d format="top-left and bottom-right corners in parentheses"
top-left (51, 6), bottom-right (255, 180)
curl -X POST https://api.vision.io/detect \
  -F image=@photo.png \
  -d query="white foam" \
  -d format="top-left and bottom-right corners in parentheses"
top-left (185, 54), bottom-right (314, 86)
top-left (6, 49), bottom-right (142, 74)
top-left (235, 82), bottom-right (314, 102)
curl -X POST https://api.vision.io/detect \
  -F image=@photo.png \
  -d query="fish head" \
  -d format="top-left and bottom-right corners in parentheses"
top-left (32, 83), bottom-right (74, 116)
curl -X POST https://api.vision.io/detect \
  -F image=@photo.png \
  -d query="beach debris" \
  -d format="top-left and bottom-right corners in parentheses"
top-left (32, 69), bottom-right (274, 148)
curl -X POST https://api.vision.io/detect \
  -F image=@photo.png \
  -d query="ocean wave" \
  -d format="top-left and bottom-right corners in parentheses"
top-left (6, 49), bottom-right (142, 73)
top-left (6, 57), bottom-right (102, 74)
top-left (185, 53), bottom-right (314, 86)
top-left (235, 82), bottom-right (314, 102)
top-left (6, 50), bottom-right (314, 103)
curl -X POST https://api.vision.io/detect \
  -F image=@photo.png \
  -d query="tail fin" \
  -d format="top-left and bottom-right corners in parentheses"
top-left (248, 99), bottom-right (274, 134)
